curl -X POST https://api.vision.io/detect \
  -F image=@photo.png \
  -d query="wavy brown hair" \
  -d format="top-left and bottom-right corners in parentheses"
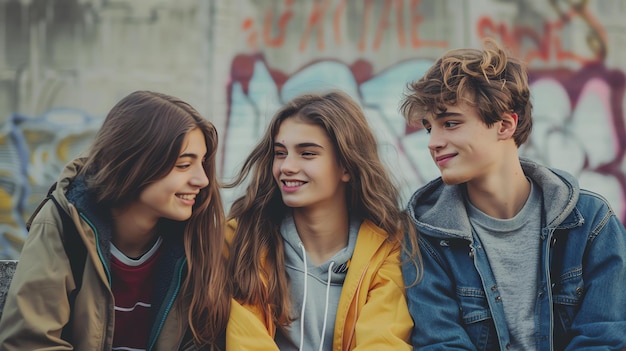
top-left (400, 37), bottom-right (533, 147)
top-left (225, 90), bottom-right (421, 327)
top-left (80, 90), bottom-right (229, 346)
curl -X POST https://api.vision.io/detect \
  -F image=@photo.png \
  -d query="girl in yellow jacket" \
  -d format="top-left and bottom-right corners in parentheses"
top-left (0, 91), bottom-right (240, 350)
top-left (225, 90), bottom-right (421, 351)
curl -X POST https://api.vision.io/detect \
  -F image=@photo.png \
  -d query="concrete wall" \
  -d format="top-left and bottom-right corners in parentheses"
top-left (0, 260), bottom-right (17, 317)
top-left (1, 0), bottom-right (626, 259)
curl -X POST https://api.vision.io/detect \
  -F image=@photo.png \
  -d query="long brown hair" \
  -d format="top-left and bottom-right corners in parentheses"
top-left (81, 90), bottom-right (229, 346)
top-left (226, 90), bottom-right (421, 326)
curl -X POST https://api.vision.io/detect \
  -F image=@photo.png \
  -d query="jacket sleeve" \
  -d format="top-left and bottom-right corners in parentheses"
top-left (565, 203), bottom-right (626, 350)
top-left (0, 211), bottom-right (75, 350)
top-left (225, 299), bottom-right (279, 351)
top-left (351, 243), bottom-right (413, 350)
top-left (402, 236), bottom-right (477, 350)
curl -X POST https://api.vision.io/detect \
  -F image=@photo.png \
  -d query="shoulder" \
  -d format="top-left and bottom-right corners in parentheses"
top-left (556, 189), bottom-right (626, 244)
top-left (356, 220), bottom-right (401, 258)
top-left (359, 219), bottom-right (387, 238)
top-left (567, 189), bottom-right (616, 225)
top-left (358, 220), bottom-right (399, 247)
top-left (578, 189), bottom-right (613, 211)
top-left (575, 189), bottom-right (620, 229)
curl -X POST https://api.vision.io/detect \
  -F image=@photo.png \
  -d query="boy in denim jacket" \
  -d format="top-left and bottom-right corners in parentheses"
top-left (400, 38), bottom-right (626, 350)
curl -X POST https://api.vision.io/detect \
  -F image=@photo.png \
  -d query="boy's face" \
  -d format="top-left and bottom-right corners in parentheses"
top-left (421, 100), bottom-right (508, 185)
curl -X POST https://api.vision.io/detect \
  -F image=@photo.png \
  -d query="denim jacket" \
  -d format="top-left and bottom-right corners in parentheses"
top-left (402, 159), bottom-right (626, 351)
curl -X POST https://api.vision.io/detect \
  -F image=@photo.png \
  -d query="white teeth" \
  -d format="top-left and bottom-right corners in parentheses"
top-left (178, 194), bottom-right (196, 200)
top-left (285, 181), bottom-right (304, 187)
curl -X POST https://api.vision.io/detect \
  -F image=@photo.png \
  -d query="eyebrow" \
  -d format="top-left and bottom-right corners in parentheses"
top-left (178, 152), bottom-right (204, 159)
top-left (434, 111), bottom-right (462, 119)
top-left (273, 142), bottom-right (325, 149)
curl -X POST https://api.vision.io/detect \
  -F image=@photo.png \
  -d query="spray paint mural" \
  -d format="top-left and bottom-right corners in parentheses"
top-left (0, 109), bottom-right (101, 258)
top-left (221, 0), bottom-right (626, 219)
top-left (221, 57), bottom-right (626, 216)
top-left (1, 0), bottom-right (625, 259)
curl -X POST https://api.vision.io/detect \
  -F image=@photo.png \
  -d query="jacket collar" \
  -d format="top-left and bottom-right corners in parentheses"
top-left (407, 158), bottom-right (582, 240)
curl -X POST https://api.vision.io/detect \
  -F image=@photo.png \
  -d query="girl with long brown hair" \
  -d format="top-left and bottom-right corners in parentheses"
top-left (225, 90), bottom-right (420, 350)
top-left (0, 90), bottom-right (230, 350)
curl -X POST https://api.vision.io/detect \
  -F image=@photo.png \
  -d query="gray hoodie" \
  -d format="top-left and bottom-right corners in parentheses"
top-left (275, 213), bottom-right (360, 351)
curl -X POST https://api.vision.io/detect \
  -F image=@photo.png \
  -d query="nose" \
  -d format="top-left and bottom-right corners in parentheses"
top-left (279, 153), bottom-right (299, 174)
top-left (191, 165), bottom-right (210, 188)
top-left (427, 127), bottom-right (445, 152)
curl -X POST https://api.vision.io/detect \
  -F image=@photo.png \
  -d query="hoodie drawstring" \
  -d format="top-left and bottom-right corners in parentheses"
top-left (298, 242), bottom-right (335, 351)
top-left (318, 261), bottom-right (334, 351)
top-left (298, 243), bottom-right (308, 351)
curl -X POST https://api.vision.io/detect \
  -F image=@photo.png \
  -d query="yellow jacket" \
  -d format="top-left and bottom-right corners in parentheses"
top-left (225, 219), bottom-right (413, 350)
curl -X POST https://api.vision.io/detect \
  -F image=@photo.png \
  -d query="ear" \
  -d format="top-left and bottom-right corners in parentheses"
top-left (341, 169), bottom-right (351, 183)
top-left (498, 112), bottom-right (518, 140)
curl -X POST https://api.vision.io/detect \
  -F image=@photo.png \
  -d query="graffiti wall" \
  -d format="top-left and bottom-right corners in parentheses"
top-left (1, 0), bottom-right (626, 259)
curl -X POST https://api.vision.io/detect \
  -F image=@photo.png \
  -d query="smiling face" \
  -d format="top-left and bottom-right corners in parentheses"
top-left (272, 117), bottom-right (351, 212)
top-left (135, 128), bottom-right (209, 222)
top-left (421, 100), bottom-right (508, 185)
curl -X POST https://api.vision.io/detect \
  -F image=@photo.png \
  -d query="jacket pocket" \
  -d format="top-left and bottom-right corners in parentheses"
top-left (552, 267), bottom-right (583, 348)
top-left (457, 287), bottom-right (499, 351)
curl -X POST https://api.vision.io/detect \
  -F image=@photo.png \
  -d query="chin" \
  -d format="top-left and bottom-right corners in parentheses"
top-left (281, 201), bottom-right (302, 208)
top-left (166, 212), bottom-right (193, 222)
top-left (440, 173), bottom-right (467, 185)
top-left (280, 197), bottom-right (306, 208)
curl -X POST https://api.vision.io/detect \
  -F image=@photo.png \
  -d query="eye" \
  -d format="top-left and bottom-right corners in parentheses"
top-left (176, 163), bottom-right (191, 169)
top-left (444, 121), bottom-right (459, 128)
top-left (302, 151), bottom-right (317, 157)
top-left (273, 150), bottom-right (287, 158)
top-left (421, 120), bottom-right (432, 134)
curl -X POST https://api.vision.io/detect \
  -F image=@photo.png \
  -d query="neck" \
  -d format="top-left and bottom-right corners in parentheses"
top-left (111, 206), bottom-right (160, 258)
top-left (292, 205), bottom-right (349, 265)
top-left (466, 159), bottom-right (530, 219)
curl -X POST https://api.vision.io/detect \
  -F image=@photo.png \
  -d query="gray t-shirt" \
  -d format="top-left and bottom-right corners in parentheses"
top-left (467, 179), bottom-right (542, 351)
top-left (275, 214), bottom-right (360, 351)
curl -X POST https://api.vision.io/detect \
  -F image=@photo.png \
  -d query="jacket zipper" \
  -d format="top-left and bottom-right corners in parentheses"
top-left (147, 257), bottom-right (187, 351)
top-left (544, 228), bottom-right (555, 351)
top-left (79, 213), bottom-right (113, 350)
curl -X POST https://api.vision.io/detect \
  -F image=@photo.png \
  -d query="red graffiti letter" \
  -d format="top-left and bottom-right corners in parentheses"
top-left (409, 0), bottom-right (446, 49)
top-left (300, 0), bottom-right (332, 51)
top-left (373, 0), bottom-right (406, 51)
top-left (262, 0), bottom-right (294, 48)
